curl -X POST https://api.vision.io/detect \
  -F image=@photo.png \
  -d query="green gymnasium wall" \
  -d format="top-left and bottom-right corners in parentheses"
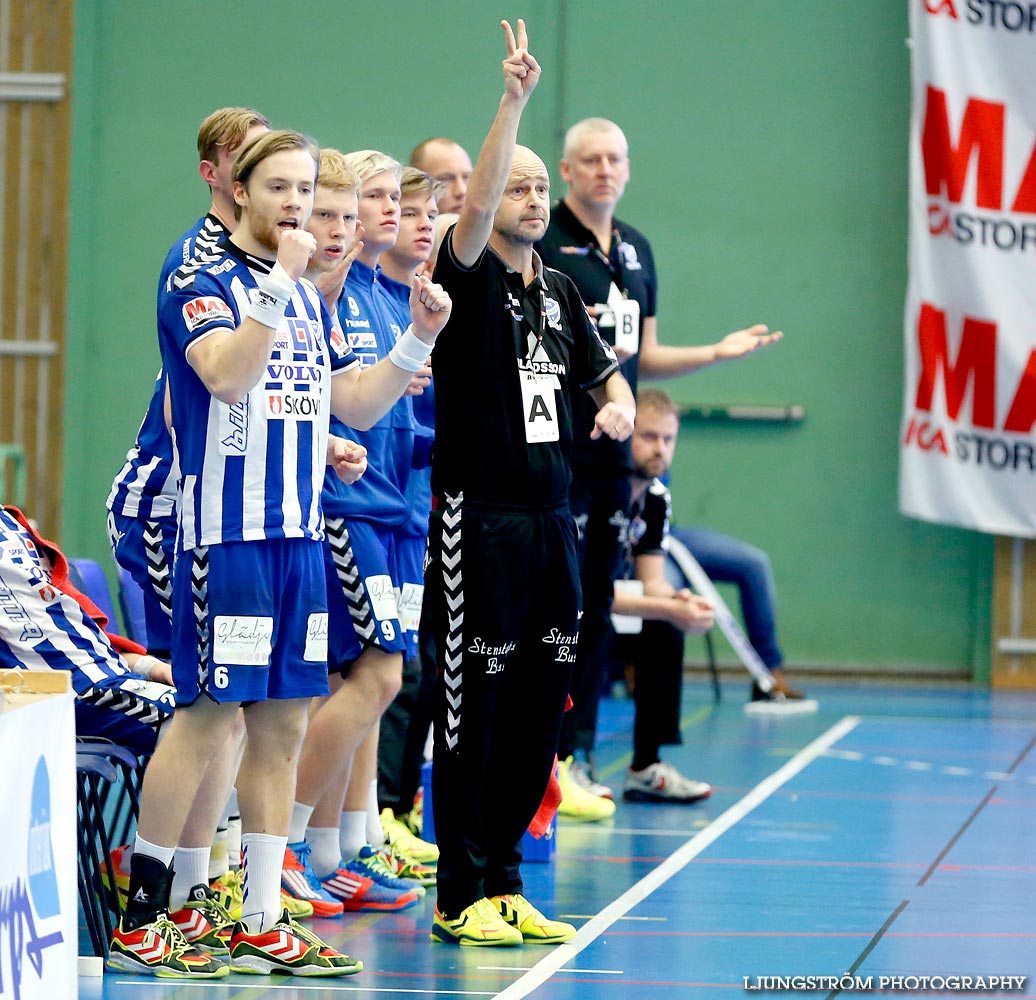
top-left (63, 1), bottom-right (993, 678)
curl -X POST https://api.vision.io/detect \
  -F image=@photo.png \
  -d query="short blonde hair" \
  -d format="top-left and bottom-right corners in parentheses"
top-left (399, 166), bottom-right (444, 203)
top-left (232, 130), bottom-right (319, 220)
top-left (562, 117), bottom-right (628, 162)
top-left (197, 107), bottom-right (270, 164)
top-left (318, 148), bottom-right (362, 196)
top-left (344, 149), bottom-right (403, 185)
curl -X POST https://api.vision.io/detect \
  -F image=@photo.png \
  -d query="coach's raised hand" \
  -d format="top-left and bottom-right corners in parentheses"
top-left (501, 18), bottom-right (540, 103)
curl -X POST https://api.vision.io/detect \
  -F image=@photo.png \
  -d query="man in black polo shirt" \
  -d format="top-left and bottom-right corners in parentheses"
top-left (427, 20), bottom-right (635, 947)
top-left (538, 118), bottom-right (784, 809)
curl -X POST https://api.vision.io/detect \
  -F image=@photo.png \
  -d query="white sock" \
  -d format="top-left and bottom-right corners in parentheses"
top-left (307, 827), bottom-right (341, 878)
top-left (366, 779), bottom-right (385, 847)
top-left (170, 846), bottom-right (210, 911)
top-left (287, 801), bottom-right (315, 845)
top-left (240, 833), bottom-right (287, 934)
top-left (339, 810), bottom-right (368, 862)
top-left (133, 834), bottom-right (175, 869)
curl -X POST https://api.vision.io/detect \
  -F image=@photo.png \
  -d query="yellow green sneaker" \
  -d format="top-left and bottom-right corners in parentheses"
top-left (381, 808), bottom-right (439, 865)
top-left (491, 893), bottom-right (576, 944)
top-left (209, 870), bottom-right (243, 920)
top-left (557, 756), bottom-right (616, 822)
top-left (211, 868), bottom-right (315, 921)
top-left (430, 897), bottom-right (523, 947)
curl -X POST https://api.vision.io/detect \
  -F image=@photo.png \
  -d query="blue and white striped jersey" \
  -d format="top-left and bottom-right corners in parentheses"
top-left (0, 508), bottom-right (132, 689)
top-left (323, 260), bottom-right (415, 526)
top-left (160, 239), bottom-right (357, 550)
top-left (107, 215), bottom-right (227, 521)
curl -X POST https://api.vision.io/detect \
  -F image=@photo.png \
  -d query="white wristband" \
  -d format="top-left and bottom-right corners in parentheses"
top-left (248, 262), bottom-right (296, 329)
top-left (131, 655), bottom-right (158, 680)
top-left (388, 325), bottom-right (432, 373)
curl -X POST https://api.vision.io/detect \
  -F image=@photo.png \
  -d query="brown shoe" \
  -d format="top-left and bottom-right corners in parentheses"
top-left (769, 668), bottom-right (805, 699)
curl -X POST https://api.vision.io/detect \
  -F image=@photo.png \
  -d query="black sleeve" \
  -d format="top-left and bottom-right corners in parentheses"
top-left (632, 484), bottom-right (671, 557)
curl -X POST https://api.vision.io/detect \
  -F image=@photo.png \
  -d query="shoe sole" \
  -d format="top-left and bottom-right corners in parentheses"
top-left (623, 788), bottom-right (712, 804)
top-left (556, 805), bottom-right (615, 822)
top-left (339, 893), bottom-right (421, 912)
top-left (230, 956), bottom-right (362, 976)
top-left (106, 952), bottom-right (229, 979)
top-left (744, 698), bottom-right (819, 716)
top-left (429, 930), bottom-right (522, 947)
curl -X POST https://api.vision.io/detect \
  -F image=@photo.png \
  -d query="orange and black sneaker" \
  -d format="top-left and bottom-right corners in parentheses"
top-left (107, 914), bottom-right (228, 978)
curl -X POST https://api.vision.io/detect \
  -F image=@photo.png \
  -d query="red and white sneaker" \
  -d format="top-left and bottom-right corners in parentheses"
top-left (229, 908), bottom-right (362, 976)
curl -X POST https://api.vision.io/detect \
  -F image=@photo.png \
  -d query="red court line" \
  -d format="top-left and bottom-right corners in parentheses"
top-left (584, 930), bottom-right (1036, 938)
top-left (564, 855), bottom-right (1036, 873)
top-left (693, 856), bottom-right (1036, 872)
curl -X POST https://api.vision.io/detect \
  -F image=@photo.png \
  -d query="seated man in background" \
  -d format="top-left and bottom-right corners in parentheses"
top-left (0, 504), bottom-right (175, 754)
top-left (609, 392), bottom-right (714, 803)
top-left (664, 523), bottom-right (811, 709)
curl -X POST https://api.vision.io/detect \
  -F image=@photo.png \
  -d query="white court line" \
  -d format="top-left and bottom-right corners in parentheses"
top-left (112, 982), bottom-right (497, 996)
top-left (492, 715), bottom-right (861, 1000)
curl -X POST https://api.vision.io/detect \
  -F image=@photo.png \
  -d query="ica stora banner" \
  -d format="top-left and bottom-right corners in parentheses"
top-left (900, 0), bottom-right (1036, 537)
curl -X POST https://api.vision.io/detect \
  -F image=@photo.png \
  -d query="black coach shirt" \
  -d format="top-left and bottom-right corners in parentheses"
top-left (432, 228), bottom-right (619, 509)
top-left (537, 200), bottom-right (657, 475)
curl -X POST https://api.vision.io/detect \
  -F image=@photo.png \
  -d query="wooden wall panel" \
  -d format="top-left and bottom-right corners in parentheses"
top-left (991, 537), bottom-right (1036, 689)
top-left (0, 0), bottom-right (72, 536)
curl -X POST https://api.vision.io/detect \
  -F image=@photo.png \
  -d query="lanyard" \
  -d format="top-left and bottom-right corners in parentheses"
top-left (527, 290), bottom-right (548, 359)
top-left (514, 283), bottom-right (548, 361)
top-left (591, 227), bottom-right (626, 287)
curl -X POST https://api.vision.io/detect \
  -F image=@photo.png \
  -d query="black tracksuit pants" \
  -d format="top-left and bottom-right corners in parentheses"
top-left (426, 496), bottom-right (580, 916)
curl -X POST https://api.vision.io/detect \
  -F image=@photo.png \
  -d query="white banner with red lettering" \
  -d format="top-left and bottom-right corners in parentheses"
top-left (900, 0), bottom-right (1036, 537)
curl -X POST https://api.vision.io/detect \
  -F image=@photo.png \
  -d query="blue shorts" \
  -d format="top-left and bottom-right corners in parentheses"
top-left (171, 538), bottom-right (330, 706)
top-left (395, 533), bottom-right (426, 662)
top-left (107, 510), bottom-right (176, 655)
top-left (76, 676), bottom-right (176, 756)
top-left (323, 517), bottom-right (407, 670)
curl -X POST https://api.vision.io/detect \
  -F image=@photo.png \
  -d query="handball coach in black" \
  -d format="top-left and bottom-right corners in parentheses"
top-left (426, 19), bottom-right (636, 946)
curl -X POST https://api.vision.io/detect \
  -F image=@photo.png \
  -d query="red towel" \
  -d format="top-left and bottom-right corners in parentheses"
top-left (527, 693), bottom-right (572, 838)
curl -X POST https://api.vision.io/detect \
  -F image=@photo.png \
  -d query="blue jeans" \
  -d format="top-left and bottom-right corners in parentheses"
top-left (664, 526), bottom-right (783, 672)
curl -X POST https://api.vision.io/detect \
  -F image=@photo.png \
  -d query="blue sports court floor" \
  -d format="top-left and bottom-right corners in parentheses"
top-left (82, 677), bottom-right (1036, 999)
